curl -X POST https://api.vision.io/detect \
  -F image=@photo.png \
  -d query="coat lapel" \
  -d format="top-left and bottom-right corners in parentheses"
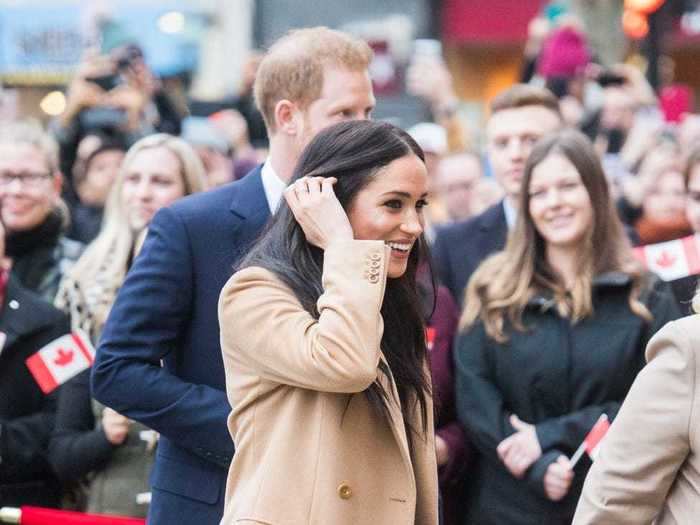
top-left (229, 167), bottom-right (271, 231)
top-left (477, 201), bottom-right (509, 255)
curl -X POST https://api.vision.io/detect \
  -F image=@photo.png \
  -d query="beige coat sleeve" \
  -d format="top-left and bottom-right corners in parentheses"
top-left (218, 239), bottom-right (390, 393)
top-left (573, 320), bottom-right (695, 524)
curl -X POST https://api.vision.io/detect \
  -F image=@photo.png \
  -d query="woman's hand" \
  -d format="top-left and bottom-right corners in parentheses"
top-left (102, 407), bottom-right (131, 445)
top-left (544, 455), bottom-right (573, 501)
top-left (435, 435), bottom-right (450, 467)
top-left (497, 414), bottom-right (542, 478)
top-left (284, 177), bottom-right (353, 250)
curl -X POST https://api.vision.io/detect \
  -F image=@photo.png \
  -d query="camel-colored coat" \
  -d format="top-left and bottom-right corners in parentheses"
top-left (218, 240), bottom-right (438, 525)
top-left (573, 315), bottom-right (700, 524)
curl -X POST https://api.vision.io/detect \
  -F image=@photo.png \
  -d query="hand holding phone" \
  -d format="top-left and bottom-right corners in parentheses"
top-left (85, 73), bottom-right (121, 91)
top-left (406, 39), bottom-right (457, 110)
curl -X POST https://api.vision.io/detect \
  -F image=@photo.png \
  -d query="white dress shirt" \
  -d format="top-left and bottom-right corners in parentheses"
top-left (260, 160), bottom-right (286, 214)
top-left (503, 198), bottom-right (517, 230)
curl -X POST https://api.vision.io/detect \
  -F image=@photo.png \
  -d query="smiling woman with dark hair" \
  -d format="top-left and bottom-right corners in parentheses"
top-left (218, 120), bottom-right (438, 525)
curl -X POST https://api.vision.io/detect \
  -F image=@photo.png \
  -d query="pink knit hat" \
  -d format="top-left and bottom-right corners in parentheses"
top-left (537, 27), bottom-right (591, 79)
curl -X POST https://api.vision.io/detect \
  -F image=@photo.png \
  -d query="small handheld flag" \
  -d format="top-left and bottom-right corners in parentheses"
top-left (633, 234), bottom-right (700, 281)
top-left (570, 414), bottom-right (610, 467)
top-left (425, 327), bottom-right (436, 351)
top-left (25, 331), bottom-right (95, 394)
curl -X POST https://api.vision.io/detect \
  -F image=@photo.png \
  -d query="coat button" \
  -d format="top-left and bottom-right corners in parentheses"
top-left (369, 275), bottom-right (379, 284)
top-left (370, 253), bottom-right (381, 261)
top-left (337, 483), bottom-right (352, 500)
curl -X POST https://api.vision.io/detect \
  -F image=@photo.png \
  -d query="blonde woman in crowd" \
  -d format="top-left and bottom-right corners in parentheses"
top-left (50, 134), bottom-right (206, 517)
top-left (0, 120), bottom-right (83, 302)
top-left (573, 287), bottom-right (700, 524)
top-left (454, 129), bottom-right (679, 525)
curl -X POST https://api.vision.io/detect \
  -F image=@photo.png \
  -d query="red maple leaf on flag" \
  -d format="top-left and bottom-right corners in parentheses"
top-left (655, 250), bottom-right (677, 268)
top-left (54, 348), bottom-right (74, 366)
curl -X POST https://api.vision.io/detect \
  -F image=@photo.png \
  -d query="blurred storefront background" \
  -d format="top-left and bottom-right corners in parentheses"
top-left (2, 0), bottom-right (700, 131)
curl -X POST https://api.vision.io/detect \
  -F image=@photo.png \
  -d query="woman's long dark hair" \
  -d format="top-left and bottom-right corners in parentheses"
top-left (240, 120), bottom-right (432, 444)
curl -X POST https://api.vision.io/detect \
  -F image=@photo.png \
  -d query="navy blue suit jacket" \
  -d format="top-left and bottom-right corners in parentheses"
top-left (91, 168), bottom-right (269, 524)
top-left (432, 202), bottom-right (508, 306)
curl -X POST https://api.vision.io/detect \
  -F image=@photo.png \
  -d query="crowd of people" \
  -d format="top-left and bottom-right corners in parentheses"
top-left (2, 12), bottom-right (700, 525)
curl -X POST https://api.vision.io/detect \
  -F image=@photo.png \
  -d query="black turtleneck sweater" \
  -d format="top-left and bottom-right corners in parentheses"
top-left (5, 211), bottom-right (81, 301)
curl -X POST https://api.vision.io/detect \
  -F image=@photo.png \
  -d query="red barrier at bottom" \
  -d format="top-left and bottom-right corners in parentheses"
top-left (0, 506), bottom-right (145, 525)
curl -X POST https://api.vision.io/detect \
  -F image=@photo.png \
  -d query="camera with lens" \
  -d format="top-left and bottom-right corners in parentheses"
top-left (79, 58), bottom-right (128, 133)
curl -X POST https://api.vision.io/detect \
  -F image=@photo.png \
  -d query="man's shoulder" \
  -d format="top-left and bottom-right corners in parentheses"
top-left (436, 202), bottom-right (503, 243)
top-left (170, 181), bottom-right (238, 214)
top-left (168, 168), bottom-right (264, 222)
top-left (437, 215), bottom-right (480, 240)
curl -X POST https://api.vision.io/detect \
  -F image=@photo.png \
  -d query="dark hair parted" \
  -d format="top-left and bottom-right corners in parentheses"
top-left (461, 128), bottom-right (651, 341)
top-left (240, 120), bottom-right (432, 444)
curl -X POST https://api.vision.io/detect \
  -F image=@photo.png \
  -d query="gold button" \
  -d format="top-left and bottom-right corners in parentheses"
top-left (338, 483), bottom-right (352, 500)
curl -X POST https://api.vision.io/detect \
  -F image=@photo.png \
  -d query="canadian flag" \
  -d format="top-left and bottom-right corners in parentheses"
top-left (634, 234), bottom-right (700, 281)
top-left (425, 327), bottom-right (436, 352)
top-left (25, 331), bottom-right (95, 394)
top-left (583, 414), bottom-right (611, 460)
top-left (570, 414), bottom-right (611, 467)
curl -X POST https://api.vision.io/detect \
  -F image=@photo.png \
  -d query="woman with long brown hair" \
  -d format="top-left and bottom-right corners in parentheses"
top-left (454, 129), bottom-right (679, 524)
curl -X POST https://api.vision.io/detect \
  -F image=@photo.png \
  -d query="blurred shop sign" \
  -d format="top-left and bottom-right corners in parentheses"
top-left (0, 6), bottom-right (83, 84)
top-left (442, 0), bottom-right (542, 45)
top-left (0, 1), bottom-right (204, 85)
top-left (99, 2), bottom-right (203, 77)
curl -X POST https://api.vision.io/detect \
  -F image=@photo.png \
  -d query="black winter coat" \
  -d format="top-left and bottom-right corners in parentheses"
top-left (48, 369), bottom-right (115, 482)
top-left (0, 277), bottom-right (69, 507)
top-left (454, 273), bottom-right (680, 525)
